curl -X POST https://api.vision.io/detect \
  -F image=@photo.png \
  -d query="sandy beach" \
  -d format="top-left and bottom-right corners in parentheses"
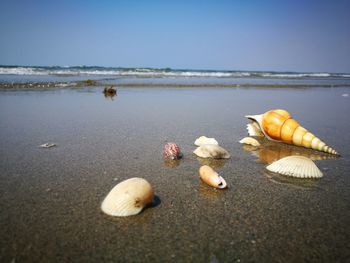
top-left (0, 85), bottom-right (349, 262)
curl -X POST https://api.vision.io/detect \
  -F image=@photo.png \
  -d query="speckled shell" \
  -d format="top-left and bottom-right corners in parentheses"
top-left (266, 156), bottom-right (323, 178)
top-left (199, 165), bottom-right (227, 189)
top-left (193, 144), bottom-right (230, 159)
top-left (246, 109), bottom-right (338, 155)
top-left (163, 143), bottom-right (182, 160)
top-left (101, 178), bottom-right (154, 217)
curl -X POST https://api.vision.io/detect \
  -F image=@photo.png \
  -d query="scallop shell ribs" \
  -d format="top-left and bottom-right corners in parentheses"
top-left (101, 178), bottom-right (154, 217)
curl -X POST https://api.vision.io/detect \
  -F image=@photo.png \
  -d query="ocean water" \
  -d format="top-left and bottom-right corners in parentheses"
top-left (0, 68), bottom-right (350, 262)
top-left (1, 65), bottom-right (350, 89)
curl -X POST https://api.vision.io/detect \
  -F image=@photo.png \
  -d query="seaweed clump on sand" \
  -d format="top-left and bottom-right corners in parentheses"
top-left (103, 86), bottom-right (117, 97)
top-left (84, 79), bottom-right (97, 86)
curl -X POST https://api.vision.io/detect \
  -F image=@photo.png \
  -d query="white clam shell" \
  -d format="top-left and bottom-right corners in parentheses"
top-left (101, 178), bottom-right (154, 217)
top-left (246, 123), bottom-right (264, 137)
top-left (199, 165), bottom-right (227, 189)
top-left (194, 136), bottom-right (219, 146)
top-left (39, 143), bottom-right (56, 148)
top-left (193, 144), bottom-right (230, 159)
top-left (266, 156), bottom-right (323, 179)
top-left (239, 137), bottom-right (261, 147)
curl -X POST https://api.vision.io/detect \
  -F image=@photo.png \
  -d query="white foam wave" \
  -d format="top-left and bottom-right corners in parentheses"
top-left (0, 67), bottom-right (47, 75)
top-left (0, 67), bottom-right (348, 79)
top-left (261, 72), bottom-right (332, 78)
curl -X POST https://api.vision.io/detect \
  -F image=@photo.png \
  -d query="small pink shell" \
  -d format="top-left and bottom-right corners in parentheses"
top-left (163, 143), bottom-right (182, 160)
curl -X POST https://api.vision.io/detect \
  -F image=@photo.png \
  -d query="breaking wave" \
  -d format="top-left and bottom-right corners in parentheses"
top-left (0, 66), bottom-right (349, 79)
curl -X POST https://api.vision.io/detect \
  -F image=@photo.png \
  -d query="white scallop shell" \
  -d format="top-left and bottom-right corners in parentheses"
top-left (194, 136), bottom-right (219, 146)
top-left (193, 144), bottom-right (230, 159)
top-left (101, 178), bottom-right (154, 217)
top-left (266, 156), bottom-right (323, 178)
top-left (239, 137), bottom-right (261, 147)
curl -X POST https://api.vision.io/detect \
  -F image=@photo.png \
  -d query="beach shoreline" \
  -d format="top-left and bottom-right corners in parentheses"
top-left (0, 85), bottom-right (349, 262)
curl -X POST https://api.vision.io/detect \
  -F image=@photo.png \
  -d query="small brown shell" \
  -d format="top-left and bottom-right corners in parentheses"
top-left (163, 143), bottom-right (182, 160)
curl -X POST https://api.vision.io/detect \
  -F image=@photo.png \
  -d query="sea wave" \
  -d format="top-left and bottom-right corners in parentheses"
top-left (0, 66), bottom-right (349, 79)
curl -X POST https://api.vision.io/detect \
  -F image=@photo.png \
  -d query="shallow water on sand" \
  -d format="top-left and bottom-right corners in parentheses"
top-left (0, 87), bottom-right (349, 262)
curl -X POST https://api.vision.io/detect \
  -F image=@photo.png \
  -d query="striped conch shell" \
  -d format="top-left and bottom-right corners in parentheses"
top-left (246, 109), bottom-right (338, 155)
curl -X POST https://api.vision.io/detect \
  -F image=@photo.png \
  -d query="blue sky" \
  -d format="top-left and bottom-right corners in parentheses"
top-left (0, 0), bottom-right (349, 72)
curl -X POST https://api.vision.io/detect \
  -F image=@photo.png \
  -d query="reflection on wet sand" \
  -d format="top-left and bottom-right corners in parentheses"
top-left (104, 92), bottom-right (117, 100)
top-left (196, 157), bottom-right (228, 169)
top-left (242, 138), bottom-right (336, 187)
top-left (163, 159), bottom-right (181, 168)
top-left (262, 171), bottom-right (319, 189)
top-left (197, 183), bottom-right (226, 200)
top-left (242, 138), bottom-right (338, 165)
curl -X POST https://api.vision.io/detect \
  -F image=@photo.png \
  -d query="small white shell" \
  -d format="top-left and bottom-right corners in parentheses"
top-left (194, 136), bottom-right (219, 146)
top-left (199, 165), bottom-right (227, 189)
top-left (266, 156), bottom-right (323, 178)
top-left (239, 137), bottom-right (261, 147)
top-left (39, 143), bottom-right (56, 148)
top-left (246, 122), bottom-right (264, 137)
top-left (193, 144), bottom-right (230, 159)
top-left (101, 178), bottom-right (154, 217)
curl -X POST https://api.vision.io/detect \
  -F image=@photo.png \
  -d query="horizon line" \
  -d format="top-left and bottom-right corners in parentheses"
top-left (0, 64), bottom-right (349, 75)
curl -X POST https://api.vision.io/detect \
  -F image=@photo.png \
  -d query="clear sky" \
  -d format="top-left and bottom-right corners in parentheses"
top-left (0, 0), bottom-right (349, 72)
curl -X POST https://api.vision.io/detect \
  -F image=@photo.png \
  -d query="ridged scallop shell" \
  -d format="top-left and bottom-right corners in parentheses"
top-left (266, 156), bottom-right (323, 178)
top-left (246, 109), bottom-right (338, 155)
top-left (101, 178), bottom-right (154, 217)
top-left (194, 136), bottom-right (219, 146)
top-left (163, 143), bottom-right (182, 160)
top-left (193, 144), bottom-right (230, 159)
top-left (199, 165), bottom-right (227, 189)
top-left (239, 137), bottom-right (260, 147)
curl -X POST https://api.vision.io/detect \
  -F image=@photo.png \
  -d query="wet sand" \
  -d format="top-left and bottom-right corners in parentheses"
top-left (0, 87), bottom-right (349, 262)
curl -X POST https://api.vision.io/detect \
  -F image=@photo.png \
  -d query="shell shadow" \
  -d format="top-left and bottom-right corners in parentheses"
top-left (101, 195), bottom-right (161, 223)
top-left (197, 183), bottom-right (227, 200)
top-left (149, 195), bottom-right (161, 208)
top-left (262, 170), bottom-right (320, 190)
top-left (163, 159), bottom-right (181, 168)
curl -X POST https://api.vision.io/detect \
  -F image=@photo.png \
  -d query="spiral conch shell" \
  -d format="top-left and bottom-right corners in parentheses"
top-left (199, 165), bottom-right (227, 189)
top-left (246, 109), bottom-right (338, 155)
top-left (101, 178), bottom-right (154, 217)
